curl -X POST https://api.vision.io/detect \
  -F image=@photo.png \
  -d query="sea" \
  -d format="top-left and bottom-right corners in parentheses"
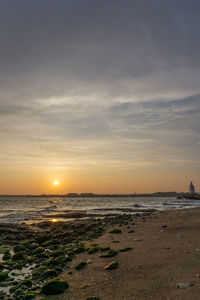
top-left (0, 196), bottom-right (200, 224)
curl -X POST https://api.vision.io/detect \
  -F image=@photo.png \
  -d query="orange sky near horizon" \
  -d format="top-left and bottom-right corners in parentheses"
top-left (0, 164), bottom-right (199, 194)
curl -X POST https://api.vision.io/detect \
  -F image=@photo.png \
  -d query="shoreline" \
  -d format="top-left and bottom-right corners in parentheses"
top-left (1, 208), bottom-right (200, 299)
top-left (0, 208), bottom-right (157, 225)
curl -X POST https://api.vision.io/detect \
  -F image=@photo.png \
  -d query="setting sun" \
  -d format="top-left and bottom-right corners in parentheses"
top-left (53, 180), bottom-right (59, 186)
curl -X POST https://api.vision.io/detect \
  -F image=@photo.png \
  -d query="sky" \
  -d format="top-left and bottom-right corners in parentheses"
top-left (0, 0), bottom-right (200, 194)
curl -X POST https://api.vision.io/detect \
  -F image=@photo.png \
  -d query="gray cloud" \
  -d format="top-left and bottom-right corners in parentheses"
top-left (0, 0), bottom-right (200, 190)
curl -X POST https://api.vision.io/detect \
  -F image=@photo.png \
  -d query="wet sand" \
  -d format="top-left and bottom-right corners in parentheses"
top-left (53, 208), bottom-right (200, 300)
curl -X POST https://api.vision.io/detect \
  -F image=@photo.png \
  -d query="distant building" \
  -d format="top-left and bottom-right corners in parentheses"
top-left (189, 182), bottom-right (195, 194)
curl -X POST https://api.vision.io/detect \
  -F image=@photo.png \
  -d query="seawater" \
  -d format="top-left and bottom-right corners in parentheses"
top-left (0, 196), bottom-right (200, 223)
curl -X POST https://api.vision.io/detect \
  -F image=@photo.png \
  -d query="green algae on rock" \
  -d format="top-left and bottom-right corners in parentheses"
top-left (19, 278), bottom-right (32, 288)
top-left (23, 291), bottom-right (38, 299)
top-left (0, 245), bottom-right (12, 254)
top-left (13, 244), bottom-right (26, 253)
top-left (12, 251), bottom-right (26, 261)
top-left (87, 245), bottom-right (99, 254)
top-left (100, 249), bottom-right (118, 258)
top-left (51, 248), bottom-right (65, 257)
top-left (0, 272), bottom-right (9, 281)
top-left (3, 250), bottom-right (11, 260)
top-left (41, 278), bottom-right (69, 295)
top-left (43, 269), bottom-right (58, 279)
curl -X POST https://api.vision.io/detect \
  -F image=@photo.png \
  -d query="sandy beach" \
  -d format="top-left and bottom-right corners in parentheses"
top-left (1, 208), bottom-right (200, 299)
top-left (55, 208), bottom-right (200, 300)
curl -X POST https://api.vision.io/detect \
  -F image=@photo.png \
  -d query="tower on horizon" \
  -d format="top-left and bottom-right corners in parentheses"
top-left (189, 181), bottom-right (195, 194)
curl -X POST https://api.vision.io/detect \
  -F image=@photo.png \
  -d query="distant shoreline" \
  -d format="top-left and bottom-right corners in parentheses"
top-left (0, 192), bottom-right (179, 197)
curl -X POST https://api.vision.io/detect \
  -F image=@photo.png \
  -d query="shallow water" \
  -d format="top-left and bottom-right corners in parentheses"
top-left (0, 196), bottom-right (199, 223)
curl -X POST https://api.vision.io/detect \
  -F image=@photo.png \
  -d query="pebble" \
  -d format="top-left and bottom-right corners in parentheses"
top-left (87, 259), bottom-right (92, 264)
top-left (176, 234), bottom-right (184, 239)
top-left (176, 282), bottom-right (194, 289)
top-left (134, 238), bottom-right (141, 242)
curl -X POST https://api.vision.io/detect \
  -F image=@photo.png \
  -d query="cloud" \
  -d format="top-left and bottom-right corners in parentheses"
top-left (0, 0), bottom-right (200, 190)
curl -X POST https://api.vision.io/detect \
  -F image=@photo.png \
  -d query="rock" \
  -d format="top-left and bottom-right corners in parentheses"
top-left (75, 261), bottom-right (87, 270)
top-left (100, 249), bottom-right (118, 258)
top-left (9, 285), bottom-right (18, 294)
top-left (41, 279), bottom-right (69, 295)
top-left (109, 229), bottom-right (122, 234)
top-left (32, 247), bottom-right (45, 255)
top-left (74, 243), bottom-right (86, 254)
top-left (104, 261), bottom-right (119, 270)
top-left (13, 244), bottom-right (26, 253)
top-left (0, 272), bottom-right (9, 281)
top-left (19, 278), bottom-right (32, 288)
top-left (0, 291), bottom-right (7, 300)
top-left (87, 259), bottom-right (92, 264)
top-left (21, 240), bottom-right (31, 248)
top-left (51, 248), bottom-right (65, 258)
top-left (177, 282), bottom-right (194, 289)
top-left (33, 251), bottom-right (48, 259)
top-left (100, 247), bottom-right (110, 252)
top-left (44, 255), bottom-right (65, 268)
top-left (13, 288), bottom-right (24, 297)
top-left (12, 251), bottom-right (26, 261)
top-left (36, 234), bottom-right (50, 244)
top-left (29, 243), bottom-right (39, 250)
top-left (0, 281), bottom-right (13, 287)
top-left (43, 269), bottom-right (58, 279)
top-left (119, 247), bottom-right (132, 252)
top-left (87, 246), bottom-right (99, 254)
top-left (176, 234), bottom-right (184, 239)
top-left (133, 238), bottom-right (141, 241)
top-left (23, 292), bottom-right (38, 299)
top-left (3, 250), bottom-right (11, 260)
top-left (32, 266), bottom-right (48, 279)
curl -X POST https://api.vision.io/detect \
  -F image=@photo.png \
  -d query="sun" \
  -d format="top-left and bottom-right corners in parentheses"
top-left (51, 218), bottom-right (58, 223)
top-left (53, 180), bottom-right (59, 186)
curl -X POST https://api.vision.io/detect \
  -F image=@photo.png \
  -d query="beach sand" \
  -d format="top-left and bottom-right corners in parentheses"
top-left (1, 208), bottom-right (200, 299)
top-left (50, 208), bottom-right (200, 300)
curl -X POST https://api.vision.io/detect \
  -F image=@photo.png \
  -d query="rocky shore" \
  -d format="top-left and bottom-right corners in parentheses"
top-left (1, 208), bottom-right (200, 299)
top-left (0, 212), bottom-right (147, 299)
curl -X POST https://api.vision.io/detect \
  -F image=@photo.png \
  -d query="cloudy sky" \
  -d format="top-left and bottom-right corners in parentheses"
top-left (0, 0), bottom-right (200, 194)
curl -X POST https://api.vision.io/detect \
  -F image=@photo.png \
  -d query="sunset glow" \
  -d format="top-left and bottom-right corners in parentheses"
top-left (0, 1), bottom-right (199, 195)
top-left (51, 218), bottom-right (58, 223)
